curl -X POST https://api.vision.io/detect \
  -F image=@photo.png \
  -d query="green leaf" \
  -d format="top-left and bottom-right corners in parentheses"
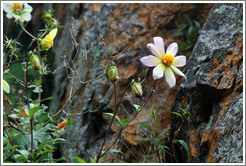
top-left (171, 30), bottom-right (184, 37)
top-left (135, 137), bottom-right (150, 141)
top-left (3, 79), bottom-right (10, 93)
top-left (188, 26), bottom-right (195, 36)
top-left (34, 128), bottom-right (52, 144)
top-left (76, 156), bottom-right (86, 163)
top-left (33, 86), bottom-right (43, 93)
top-left (185, 15), bottom-right (193, 25)
top-left (16, 149), bottom-right (29, 159)
top-left (90, 157), bottom-right (95, 163)
top-left (171, 112), bottom-right (183, 118)
top-left (29, 106), bottom-right (42, 119)
top-left (158, 145), bottom-right (170, 150)
top-left (121, 119), bottom-right (129, 129)
top-left (139, 123), bottom-right (149, 128)
top-left (103, 149), bottom-right (127, 156)
top-left (34, 80), bottom-right (42, 85)
top-left (13, 53), bottom-right (19, 60)
top-left (194, 21), bottom-right (200, 28)
top-left (98, 157), bottom-right (105, 163)
top-left (103, 113), bottom-right (122, 125)
top-left (133, 104), bottom-right (143, 112)
top-left (173, 140), bottom-right (190, 162)
top-left (41, 97), bottom-right (54, 102)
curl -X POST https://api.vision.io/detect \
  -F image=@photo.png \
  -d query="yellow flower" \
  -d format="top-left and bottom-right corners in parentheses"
top-left (40, 28), bottom-right (57, 50)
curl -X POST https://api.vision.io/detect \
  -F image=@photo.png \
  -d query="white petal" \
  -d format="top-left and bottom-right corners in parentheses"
top-left (173, 56), bottom-right (186, 67)
top-left (147, 43), bottom-right (163, 59)
top-left (171, 65), bottom-right (185, 77)
top-left (153, 63), bottom-right (165, 80)
top-left (165, 67), bottom-right (176, 88)
top-left (3, 3), bottom-right (13, 13)
top-left (140, 55), bottom-right (161, 67)
top-left (13, 14), bottom-right (20, 19)
top-left (24, 3), bottom-right (33, 12)
top-left (166, 43), bottom-right (178, 56)
top-left (153, 36), bottom-right (165, 55)
top-left (22, 13), bottom-right (31, 21)
top-left (6, 13), bottom-right (13, 19)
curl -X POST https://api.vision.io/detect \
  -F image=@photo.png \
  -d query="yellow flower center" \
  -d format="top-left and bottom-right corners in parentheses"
top-left (162, 54), bottom-right (174, 66)
top-left (12, 3), bottom-right (23, 11)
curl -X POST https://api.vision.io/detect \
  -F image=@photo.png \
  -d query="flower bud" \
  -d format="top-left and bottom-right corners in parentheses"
top-left (43, 12), bottom-right (52, 20)
top-left (29, 54), bottom-right (41, 71)
top-left (40, 28), bottom-right (57, 50)
top-left (58, 121), bottom-right (67, 130)
top-left (108, 62), bottom-right (119, 82)
top-left (131, 79), bottom-right (143, 98)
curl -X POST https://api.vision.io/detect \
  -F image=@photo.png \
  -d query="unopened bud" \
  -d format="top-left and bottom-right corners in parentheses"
top-left (131, 79), bottom-right (143, 98)
top-left (40, 28), bottom-right (57, 50)
top-left (29, 54), bottom-right (41, 71)
top-left (108, 62), bottom-right (119, 82)
top-left (43, 13), bottom-right (52, 20)
top-left (58, 121), bottom-right (67, 130)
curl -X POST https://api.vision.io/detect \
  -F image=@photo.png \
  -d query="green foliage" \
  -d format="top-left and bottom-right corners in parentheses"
top-left (3, 5), bottom-right (65, 163)
top-left (171, 15), bottom-right (202, 52)
top-left (121, 119), bottom-right (129, 129)
top-left (103, 149), bottom-right (127, 157)
top-left (28, 106), bottom-right (42, 119)
top-left (103, 112), bottom-right (122, 125)
top-left (172, 140), bottom-right (190, 162)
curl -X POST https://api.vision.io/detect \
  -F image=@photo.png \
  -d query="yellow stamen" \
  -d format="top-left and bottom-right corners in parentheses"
top-left (12, 3), bottom-right (23, 11)
top-left (162, 54), bottom-right (174, 66)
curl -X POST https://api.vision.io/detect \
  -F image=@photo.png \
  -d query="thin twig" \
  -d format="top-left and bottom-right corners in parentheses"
top-left (96, 81), bottom-right (117, 163)
top-left (20, 24), bottom-right (37, 40)
top-left (100, 80), bottom-right (158, 158)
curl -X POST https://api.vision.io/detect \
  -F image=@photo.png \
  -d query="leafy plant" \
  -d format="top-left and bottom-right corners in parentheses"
top-left (171, 15), bottom-right (202, 52)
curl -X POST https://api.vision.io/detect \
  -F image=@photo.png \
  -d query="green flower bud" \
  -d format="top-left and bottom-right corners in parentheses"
top-left (108, 62), bottom-right (119, 82)
top-left (29, 54), bottom-right (41, 71)
top-left (43, 12), bottom-right (53, 20)
top-left (131, 79), bottom-right (143, 98)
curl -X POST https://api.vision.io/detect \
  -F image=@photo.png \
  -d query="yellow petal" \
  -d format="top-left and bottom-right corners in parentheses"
top-left (47, 28), bottom-right (57, 40)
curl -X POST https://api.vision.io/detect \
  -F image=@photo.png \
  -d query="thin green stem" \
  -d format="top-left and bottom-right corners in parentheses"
top-left (96, 81), bottom-right (117, 163)
top-left (96, 82), bottom-right (131, 163)
top-left (100, 80), bottom-right (158, 158)
top-left (20, 24), bottom-right (37, 40)
top-left (24, 55), bottom-right (33, 162)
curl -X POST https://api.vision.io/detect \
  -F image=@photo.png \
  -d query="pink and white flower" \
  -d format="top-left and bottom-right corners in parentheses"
top-left (140, 37), bottom-right (186, 88)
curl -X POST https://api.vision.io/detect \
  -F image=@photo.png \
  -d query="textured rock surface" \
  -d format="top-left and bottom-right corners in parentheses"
top-left (171, 3), bottom-right (243, 163)
top-left (46, 3), bottom-right (213, 162)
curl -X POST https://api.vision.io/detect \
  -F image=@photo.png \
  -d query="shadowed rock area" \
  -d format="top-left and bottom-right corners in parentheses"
top-left (171, 3), bottom-right (243, 163)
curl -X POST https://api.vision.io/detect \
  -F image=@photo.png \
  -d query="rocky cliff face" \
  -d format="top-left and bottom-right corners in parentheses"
top-left (171, 3), bottom-right (243, 163)
top-left (43, 3), bottom-right (246, 163)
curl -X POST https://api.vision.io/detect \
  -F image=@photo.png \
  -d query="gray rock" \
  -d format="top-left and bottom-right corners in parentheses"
top-left (171, 3), bottom-right (243, 163)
